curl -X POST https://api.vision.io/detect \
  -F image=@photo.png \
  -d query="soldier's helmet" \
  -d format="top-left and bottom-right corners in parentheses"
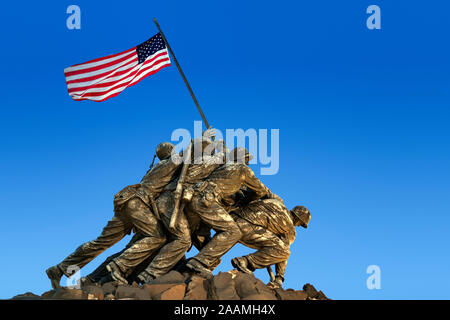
top-left (229, 147), bottom-right (254, 164)
top-left (290, 206), bottom-right (311, 228)
top-left (156, 142), bottom-right (175, 160)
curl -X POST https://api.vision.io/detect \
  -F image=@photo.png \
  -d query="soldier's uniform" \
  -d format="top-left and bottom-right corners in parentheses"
top-left (50, 152), bottom-right (183, 281)
top-left (85, 232), bottom-right (156, 283)
top-left (118, 145), bottom-right (226, 281)
top-left (187, 162), bottom-right (273, 272)
top-left (113, 152), bottom-right (182, 213)
top-left (231, 199), bottom-right (296, 279)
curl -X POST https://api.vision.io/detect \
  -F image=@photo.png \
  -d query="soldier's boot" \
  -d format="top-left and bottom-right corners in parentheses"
top-left (137, 270), bottom-right (156, 284)
top-left (79, 276), bottom-right (95, 288)
top-left (186, 259), bottom-right (213, 279)
top-left (46, 265), bottom-right (64, 289)
top-left (210, 257), bottom-right (222, 271)
top-left (267, 275), bottom-right (284, 289)
top-left (231, 257), bottom-right (253, 275)
top-left (98, 273), bottom-right (114, 285)
top-left (106, 261), bottom-right (128, 285)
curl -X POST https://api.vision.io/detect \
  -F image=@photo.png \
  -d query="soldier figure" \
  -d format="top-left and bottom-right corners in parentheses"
top-left (44, 125), bottom-right (310, 290)
top-left (136, 136), bottom-right (227, 283)
top-left (45, 141), bottom-right (185, 289)
top-left (102, 135), bottom-right (224, 283)
top-left (184, 147), bottom-right (280, 278)
top-left (229, 199), bottom-right (311, 288)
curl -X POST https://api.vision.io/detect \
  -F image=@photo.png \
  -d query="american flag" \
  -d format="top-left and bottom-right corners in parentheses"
top-left (64, 33), bottom-right (171, 102)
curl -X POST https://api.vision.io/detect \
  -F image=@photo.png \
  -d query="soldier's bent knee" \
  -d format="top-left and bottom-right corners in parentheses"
top-left (174, 229), bottom-right (192, 249)
top-left (181, 235), bottom-right (192, 249)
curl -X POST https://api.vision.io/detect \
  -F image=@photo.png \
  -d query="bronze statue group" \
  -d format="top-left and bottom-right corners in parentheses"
top-left (46, 128), bottom-right (311, 290)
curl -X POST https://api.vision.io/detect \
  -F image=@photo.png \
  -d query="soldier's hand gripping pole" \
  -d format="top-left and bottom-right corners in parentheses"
top-left (169, 140), bottom-right (193, 233)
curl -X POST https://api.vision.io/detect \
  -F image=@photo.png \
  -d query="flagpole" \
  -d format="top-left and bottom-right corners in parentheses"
top-left (153, 18), bottom-right (211, 129)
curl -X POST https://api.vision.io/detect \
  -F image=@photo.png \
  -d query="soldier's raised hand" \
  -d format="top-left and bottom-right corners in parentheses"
top-left (202, 127), bottom-right (216, 139)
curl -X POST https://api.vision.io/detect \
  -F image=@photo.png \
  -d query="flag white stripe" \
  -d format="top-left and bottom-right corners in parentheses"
top-left (64, 49), bottom-right (135, 73)
top-left (129, 59), bottom-right (171, 86)
top-left (65, 54), bottom-right (138, 82)
top-left (70, 56), bottom-right (170, 96)
top-left (72, 59), bottom-right (170, 100)
top-left (68, 61), bottom-right (140, 90)
top-left (71, 58), bottom-right (170, 101)
top-left (67, 49), bottom-right (169, 90)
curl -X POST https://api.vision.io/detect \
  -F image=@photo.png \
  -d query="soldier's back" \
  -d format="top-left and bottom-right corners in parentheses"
top-left (140, 157), bottom-right (182, 194)
top-left (206, 162), bottom-right (244, 180)
top-left (235, 199), bottom-right (295, 237)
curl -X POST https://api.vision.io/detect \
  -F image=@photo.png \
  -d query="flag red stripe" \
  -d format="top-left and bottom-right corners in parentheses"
top-left (67, 51), bottom-right (169, 88)
top-left (64, 50), bottom-right (137, 77)
top-left (68, 56), bottom-right (170, 94)
top-left (66, 60), bottom-right (138, 85)
top-left (72, 62), bottom-right (171, 102)
top-left (76, 60), bottom-right (170, 99)
top-left (72, 57), bottom-right (170, 97)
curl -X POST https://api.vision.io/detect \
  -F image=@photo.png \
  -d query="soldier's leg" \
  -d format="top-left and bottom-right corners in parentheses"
top-left (140, 191), bottom-right (192, 279)
top-left (234, 218), bottom-right (290, 271)
top-left (127, 249), bottom-right (161, 282)
top-left (109, 198), bottom-right (167, 280)
top-left (191, 222), bottom-right (212, 252)
top-left (87, 233), bottom-right (145, 283)
top-left (112, 234), bottom-right (167, 279)
top-left (124, 198), bottom-right (166, 239)
top-left (46, 213), bottom-right (132, 289)
top-left (188, 198), bottom-right (242, 270)
top-left (86, 251), bottom-right (122, 283)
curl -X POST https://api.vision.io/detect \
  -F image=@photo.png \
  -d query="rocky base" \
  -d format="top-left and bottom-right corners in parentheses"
top-left (12, 270), bottom-right (329, 301)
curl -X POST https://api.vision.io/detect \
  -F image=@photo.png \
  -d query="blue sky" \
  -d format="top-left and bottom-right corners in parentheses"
top-left (0, 1), bottom-right (449, 299)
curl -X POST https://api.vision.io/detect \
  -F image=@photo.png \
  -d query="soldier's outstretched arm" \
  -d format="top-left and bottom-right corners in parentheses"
top-left (204, 139), bottom-right (227, 164)
top-left (242, 166), bottom-right (270, 200)
top-left (264, 190), bottom-right (284, 203)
